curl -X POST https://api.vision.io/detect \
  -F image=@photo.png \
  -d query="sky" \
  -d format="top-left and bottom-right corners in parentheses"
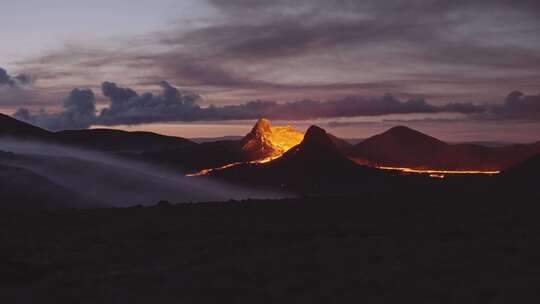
top-left (0, 0), bottom-right (539, 141)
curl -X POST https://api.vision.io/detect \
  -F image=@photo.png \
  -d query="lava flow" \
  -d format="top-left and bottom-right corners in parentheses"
top-left (187, 119), bottom-right (504, 178)
top-left (377, 166), bottom-right (500, 178)
top-left (240, 118), bottom-right (304, 160)
top-left (187, 119), bottom-right (304, 176)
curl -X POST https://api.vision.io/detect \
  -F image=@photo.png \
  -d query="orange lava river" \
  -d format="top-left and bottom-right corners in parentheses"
top-left (376, 166), bottom-right (500, 178)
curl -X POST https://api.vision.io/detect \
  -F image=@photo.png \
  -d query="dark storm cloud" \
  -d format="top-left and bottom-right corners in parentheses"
top-left (13, 81), bottom-right (489, 130)
top-left (0, 67), bottom-right (32, 88)
top-left (97, 81), bottom-right (201, 125)
top-left (15, 88), bottom-right (97, 130)
top-left (489, 91), bottom-right (540, 120)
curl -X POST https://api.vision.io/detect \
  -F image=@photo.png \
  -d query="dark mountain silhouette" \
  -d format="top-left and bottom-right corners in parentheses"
top-left (191, 135), bottom-right (243, 143)
top-left (0, 115), bottom-right (246, 172)
top-left (54, 129), bottom-right (195, 152)
top-left (0, 162), bottom-right (91, 209)
top-left (504, 153), bottom-right (540, 175)
top-left (351, 125), bottom-right (540, 171)
top-left (1, 113), bottom-right (195, 153)
top-left (501, 153), bottom-right (540, 188)
top-left (328, 133), bottom-right (354, 152)
top-left (0, 113), bottom-right (51, 138)
top-left (207, 126), bottom-right (390, 194)
top-left (141, 139), bottom-right (247, 172)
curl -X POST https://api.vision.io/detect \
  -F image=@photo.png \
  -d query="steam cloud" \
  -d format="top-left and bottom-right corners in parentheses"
top-left (0, 138), bottom-right (282, 207)
top-left (14, 81), bottom-right (493, 131)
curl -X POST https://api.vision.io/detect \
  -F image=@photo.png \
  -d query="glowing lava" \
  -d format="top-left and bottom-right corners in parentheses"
top-left (241, 118), bottom-right (304, 160)
top-left (187, 120), bottom-right (503, 179)
top-left (377, 166), bottom-right (500, 178)
top-left (187, 119), bottom-right (303, 176)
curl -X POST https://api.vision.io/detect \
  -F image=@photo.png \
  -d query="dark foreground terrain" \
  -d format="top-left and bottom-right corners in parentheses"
top-left (2, 188), bottom-right (540, 303)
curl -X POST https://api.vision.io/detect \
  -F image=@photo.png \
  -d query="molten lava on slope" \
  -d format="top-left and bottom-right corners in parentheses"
top-left (241, 118), bottom-right (304, 161)
top-left (187, 119), bottom-right (304, 176)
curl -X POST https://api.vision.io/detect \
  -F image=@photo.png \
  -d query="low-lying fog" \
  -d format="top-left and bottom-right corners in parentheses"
top-left (0, 138), bottom-right (286, 208)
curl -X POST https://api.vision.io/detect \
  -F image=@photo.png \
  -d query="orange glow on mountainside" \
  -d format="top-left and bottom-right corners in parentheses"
top-left (241, 119), bottom-right (304, 159)
top-left (187, 119), bottom-right (303, 176)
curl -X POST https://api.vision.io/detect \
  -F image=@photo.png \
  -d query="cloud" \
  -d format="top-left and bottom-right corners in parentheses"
top-left (97, 81), bottom-right (201, 125)
top-left (0, 67), bottom-right (32, 88)
top-left (489, 91), bottom-right (540, 120)
top-left (11, 0), bottom-right (540, 106)
top-left (13, 81), bottom-right (489, 130)
top-left (14, 88), bottom-right (97, 130)
top-left (0, 67), bottom-right (46, 108)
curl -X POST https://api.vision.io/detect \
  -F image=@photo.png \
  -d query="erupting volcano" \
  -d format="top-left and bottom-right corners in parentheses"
top-left (185, 119), bottom-right (540, 178)
top-left (241, 118), bottom-right (304, 161)
top-left (186, 119), bottom-right (304, 176)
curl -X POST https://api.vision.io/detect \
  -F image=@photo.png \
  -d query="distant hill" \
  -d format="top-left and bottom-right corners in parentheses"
top-left (350, 126), bottom-right (540, 171)
top-left (190, 136), bottom-right (243, 143)
top-left (1, 114), bottom-right (197, 155)
top-left (54, 128), bottom-right (196, 152)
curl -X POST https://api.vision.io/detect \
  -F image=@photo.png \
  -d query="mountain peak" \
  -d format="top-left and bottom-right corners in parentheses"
top-left (244, 118), bottom-right (272, 141)
top-left (371, 125), bottom-right (444, 146)
top-left (241, 118), bottom-right (304, 160)
top-left (252, 118), bottom-right (271, 134)
top-left (385, 125), bottom-right (427, 137)
top-left (291, 125), bottom-right (340, 156)
top-left (303, 126), bottom-right (333, 146)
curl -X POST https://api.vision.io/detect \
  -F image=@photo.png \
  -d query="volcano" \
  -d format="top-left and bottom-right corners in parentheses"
top-left (206, 125), bottom-right (387, 193)
top-left (240, 118), bottom-right (304, 160)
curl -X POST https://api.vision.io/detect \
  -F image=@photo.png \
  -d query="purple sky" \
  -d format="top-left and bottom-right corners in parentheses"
top-left (1, 0), bottom-right (539, 141)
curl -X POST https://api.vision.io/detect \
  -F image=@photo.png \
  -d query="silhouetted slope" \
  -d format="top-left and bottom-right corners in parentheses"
top-left (352, 126), bottom-right (540, 170)
top-left (141, 139), bottom-right (247, 172)
top-left (279, 125), bottom-right (350, 164)
top-left (1, 114), bottom-right (196, 153)
top-left (0, 113), bottom-right (51, 138)
top-left (328, 133), bottom-right (354, 152)
top-left (54, 129), bottom-right (196, 152)
top-left (501, 154), bottom-right (540, 191)
top-left (209, 126), bottom-right (388, 193)
top-left (0, 163), bottom-right (90, 209)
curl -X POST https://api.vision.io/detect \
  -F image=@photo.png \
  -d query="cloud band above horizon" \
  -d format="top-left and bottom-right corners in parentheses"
top-left (11, 81), bottom-right (539, 131)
